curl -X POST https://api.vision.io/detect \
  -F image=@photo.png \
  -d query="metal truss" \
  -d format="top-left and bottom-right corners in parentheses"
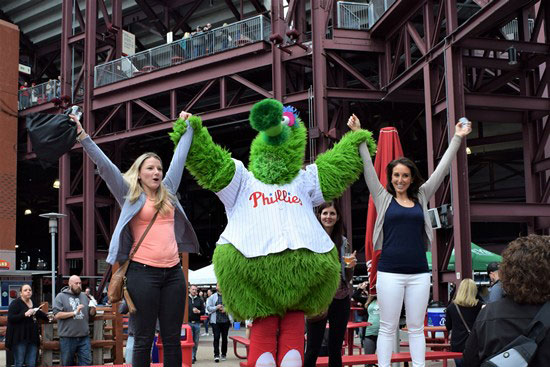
top-left (18, 0), bottom-right (547, 306)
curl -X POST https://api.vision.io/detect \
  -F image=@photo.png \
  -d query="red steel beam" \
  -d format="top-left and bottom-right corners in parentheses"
top-left (471, 202), bottom-right (550, 218)
top-left (465, 93), bottom-right (550, 111)
top-left (92, 43), bottom-right (271, 109)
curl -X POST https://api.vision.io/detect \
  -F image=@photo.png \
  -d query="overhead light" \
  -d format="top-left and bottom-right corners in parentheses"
top-left (507, 46), bottom-right (518, 65)
top-left (466, 147), bottom-right (472, 155)
top-left (24, 209), bottom-right (32, 215)
top-left (15, 245), bottom-right (19, 248)
top-left (53, 179), bottom-right (60, 189)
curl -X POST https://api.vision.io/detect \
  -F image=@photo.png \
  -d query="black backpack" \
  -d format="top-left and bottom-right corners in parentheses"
top-left (481, 301), bottom-right (550, 367)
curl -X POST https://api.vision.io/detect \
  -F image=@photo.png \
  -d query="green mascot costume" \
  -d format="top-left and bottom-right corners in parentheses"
top-left (170, 99), bottom-right (376, 367)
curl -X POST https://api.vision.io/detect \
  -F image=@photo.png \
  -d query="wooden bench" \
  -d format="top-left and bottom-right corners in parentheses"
top-left (400, 342), bottom-right (451, 350)
top-left (238, 351), bottom-right (462, 366)
top-left (229, 335), bottom-right (250, 359)
top-left (316, 351), bottom-right (462, 366)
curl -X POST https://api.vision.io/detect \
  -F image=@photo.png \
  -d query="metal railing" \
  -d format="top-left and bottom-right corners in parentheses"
top-left (501, 18), bottom-right (535, 40)
top-left (18, 80), bottom-right (61, 110)
top-left (368, 0), bottom-right (397, 27)
top-left (337, 2), bottom-right (370, 30)
top-left (94, 15), bottom-right (271, 87)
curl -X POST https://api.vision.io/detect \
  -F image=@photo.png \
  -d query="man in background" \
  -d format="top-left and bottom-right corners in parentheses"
top-left (188, 285), bottom-right (205, 364)
top-left (487, 262), bottom-right (503, 302)
top-left (54, 275), bottom-right (97, 366)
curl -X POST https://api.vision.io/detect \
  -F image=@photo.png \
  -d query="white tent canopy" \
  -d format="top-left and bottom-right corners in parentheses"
top-left (188, 264), bottom-right (217, 285)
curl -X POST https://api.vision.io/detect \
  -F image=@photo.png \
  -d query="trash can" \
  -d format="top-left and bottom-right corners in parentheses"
top-left (427, 307), bottom-right (446, 326)
top-left (156, 323), bottom-right (194, 366)
top-left (233, 321), bottom-right (241, 330)
top-left (427, 307), bottom-right (446, 338)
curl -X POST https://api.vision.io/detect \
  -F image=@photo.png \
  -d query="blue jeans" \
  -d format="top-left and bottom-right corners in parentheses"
top-left (59, 336), bottom-right (92, 366)
top-left (455, 358), bottom-right (463, 367)
top-left (126, 261), bottom-right (186, 367)
top-left (13, 341), bottom-right (38, 367)
top-left (190, 322), bottom-right (201, 359)
top-left (125, 335), bottom-right (134, 364)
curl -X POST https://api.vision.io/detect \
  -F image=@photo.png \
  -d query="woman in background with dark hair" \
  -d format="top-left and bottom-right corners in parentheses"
top-left (6, 284), bottom-right (50, 367)
top-left (463, 234), bottom-right (550, 366)
top-left (349, 114), bottom-right (471, 367)
top-left (304, 201), bottom-right (356, 367)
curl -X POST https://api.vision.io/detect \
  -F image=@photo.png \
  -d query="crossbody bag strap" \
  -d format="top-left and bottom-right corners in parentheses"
top-left (128, 210), bottom-right (159, 260)
top-left (526, 301), bottom-right (550, 344)
top-left (454, 303), bottom-right (471, 334)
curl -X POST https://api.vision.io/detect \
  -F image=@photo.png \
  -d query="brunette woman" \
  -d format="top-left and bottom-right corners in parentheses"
top-left (304, 201), bottom-right (356, 367)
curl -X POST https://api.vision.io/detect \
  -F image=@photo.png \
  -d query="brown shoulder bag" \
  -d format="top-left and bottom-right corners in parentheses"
top-left (108, 210), bottom-right (159, 312)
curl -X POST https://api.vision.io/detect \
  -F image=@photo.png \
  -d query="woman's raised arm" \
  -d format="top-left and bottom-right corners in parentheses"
top-left (73, 116), bottom-right (128, 206)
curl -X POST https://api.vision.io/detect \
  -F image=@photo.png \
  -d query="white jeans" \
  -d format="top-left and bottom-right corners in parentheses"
top-left (376, 271), bottom-right (430, 367)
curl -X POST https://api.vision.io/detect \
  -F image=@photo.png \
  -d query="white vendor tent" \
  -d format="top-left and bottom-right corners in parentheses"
top-left (188, 264), bottom-right (217, 285)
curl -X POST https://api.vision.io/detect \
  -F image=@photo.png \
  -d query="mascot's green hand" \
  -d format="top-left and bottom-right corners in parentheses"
top-left (188, 115), bottom-right (203, 130)
top-left (169, 115), bottom-right (204, 148)
top-left (169, 117), bottom-right (188, 147)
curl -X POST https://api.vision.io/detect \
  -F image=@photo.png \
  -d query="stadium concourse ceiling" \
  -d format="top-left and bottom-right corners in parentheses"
top-left (1, 0), bottom-right (265, 79)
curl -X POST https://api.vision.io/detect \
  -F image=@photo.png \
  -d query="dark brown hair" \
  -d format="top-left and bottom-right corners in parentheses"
top-left (386, 157), bottom-right (425, 202)
top-left (500, 234), bottom-right (550, 304)
top-left (316, 201), bottom-right (344, 248)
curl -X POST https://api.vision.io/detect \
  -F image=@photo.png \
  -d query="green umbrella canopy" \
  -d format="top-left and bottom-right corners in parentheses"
top-left (426, 243), bottom-right (502, 271)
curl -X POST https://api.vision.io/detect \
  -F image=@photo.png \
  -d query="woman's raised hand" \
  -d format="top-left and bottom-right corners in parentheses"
top-left (69, 115), bottom-right (84, 135)
top-left (179, 111), bottom-right (192, 121)
top-left (455, 119), bottom-right (473, 137)
top-left (347, 114), bottom-right (361, 131)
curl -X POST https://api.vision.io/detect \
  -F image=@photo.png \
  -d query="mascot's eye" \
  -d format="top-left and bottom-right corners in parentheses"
top-left (282, 116), bottom-right (291, 126)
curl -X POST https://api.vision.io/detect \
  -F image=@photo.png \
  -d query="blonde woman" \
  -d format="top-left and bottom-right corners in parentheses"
top-left (72, 111), bottom-right (199, 367)
top-left (445, 279), bottom-right (482, 367)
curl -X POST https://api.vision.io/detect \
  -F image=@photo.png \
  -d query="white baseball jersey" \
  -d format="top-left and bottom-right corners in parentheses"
top-left (216, 159), bottom-right (335, 258)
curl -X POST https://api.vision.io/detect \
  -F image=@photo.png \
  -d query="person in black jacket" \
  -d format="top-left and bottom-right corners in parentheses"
top-left (445, 278), bottom-right (482, 367)
top-left (463, 234), bottom-right (550, 366)
top-left (6, 284), bottom-right (50, 367)
top-left (188, 285), bottom-right (205, 363)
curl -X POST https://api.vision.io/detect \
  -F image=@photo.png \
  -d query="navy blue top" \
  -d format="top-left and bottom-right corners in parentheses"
top-left (378, 198), bottom-right (430, 274)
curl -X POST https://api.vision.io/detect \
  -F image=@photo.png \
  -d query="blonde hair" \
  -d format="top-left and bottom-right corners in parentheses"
top-left (123, 152), bottom-right (175, 216)
top-left (453, 278), bottom-right (479, 307)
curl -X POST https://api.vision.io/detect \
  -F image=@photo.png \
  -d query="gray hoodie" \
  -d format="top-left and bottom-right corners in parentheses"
top-left (53, 286), bottom-right (91, 338)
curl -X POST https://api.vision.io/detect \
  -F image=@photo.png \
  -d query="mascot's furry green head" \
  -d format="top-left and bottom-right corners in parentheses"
top-left (248, 99), bottom-right (307, 185)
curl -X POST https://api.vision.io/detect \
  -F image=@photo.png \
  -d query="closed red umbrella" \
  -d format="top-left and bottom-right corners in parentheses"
top-left (365, 127), bottom-right (404, 294)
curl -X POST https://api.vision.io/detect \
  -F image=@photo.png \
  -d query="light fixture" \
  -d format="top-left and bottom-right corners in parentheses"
top-left (53, 179), bottom-right (60, 189)
top-left (15, 245), bottom-right (19, 248)
top-left (507, 46), bottom-right (518, 65)
top-left (466, 147), bottom-right (472, 155)
top-left (24, 209), bottom-right (32, 215)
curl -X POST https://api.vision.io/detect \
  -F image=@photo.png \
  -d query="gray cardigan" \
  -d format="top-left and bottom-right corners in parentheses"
top-left (80, 123), bottom-right (200, 265)
top-left (359, 134), bottom-right (464, 251)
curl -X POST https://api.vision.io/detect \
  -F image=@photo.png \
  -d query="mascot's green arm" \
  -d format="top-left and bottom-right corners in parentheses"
top-left (170, 115), bottom-right (235, 192)
top-left (316, 129), bottom-right (377, 201)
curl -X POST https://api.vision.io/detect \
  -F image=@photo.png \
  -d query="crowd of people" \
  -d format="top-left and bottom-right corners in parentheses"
top-left (5, 105), bottom-right (549, 367)
top-left (18, 77), bottom-right (61, 110)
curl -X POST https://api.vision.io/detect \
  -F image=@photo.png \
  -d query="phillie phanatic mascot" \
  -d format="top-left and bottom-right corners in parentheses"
top-left (170, 99), bottom-right (376, 367)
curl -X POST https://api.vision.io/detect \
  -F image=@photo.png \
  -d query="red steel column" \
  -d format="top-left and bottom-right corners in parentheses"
top-left (59, 0), bottom-right (74, 276)
top-left (444, 44), bottom-right (472, 286)
top-left (83, 0), bottom-right (98, 276)
top-left (271, 0), bottom-right (285, 100)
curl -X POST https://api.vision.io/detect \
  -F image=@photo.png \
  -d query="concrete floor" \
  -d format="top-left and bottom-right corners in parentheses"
top-left (0, 326), bottom-right (456, 366)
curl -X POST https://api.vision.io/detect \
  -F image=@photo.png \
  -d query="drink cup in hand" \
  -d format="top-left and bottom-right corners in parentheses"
top-left (459, 117), bottom-right (471, 128)
top-left (343, 252), bottom-right (354, 265)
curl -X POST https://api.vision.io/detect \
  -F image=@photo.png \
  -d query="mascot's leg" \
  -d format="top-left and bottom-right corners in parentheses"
top-left (277, 311), bottom-right (304, 367)
top-left (249, 315), bottom-right (278, 367)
